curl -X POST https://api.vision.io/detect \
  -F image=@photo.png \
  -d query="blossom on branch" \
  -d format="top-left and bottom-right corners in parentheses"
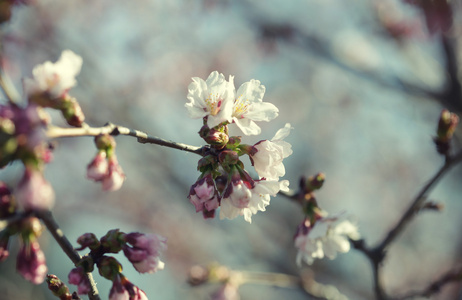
top-left (294, 212), bottom-right (360, 266)
top-left (186, 71), bottom-right (234, 128)
top-left (250, 123), bottom-right (293, 180)
top-left (25, 50), bottom-right (83, 99)
top-left (231, 79), bottom-right (279, 135)
top-left (220, 170), bottom-right (289, 223)
top-left (123, 232), bottom-right (167, 274)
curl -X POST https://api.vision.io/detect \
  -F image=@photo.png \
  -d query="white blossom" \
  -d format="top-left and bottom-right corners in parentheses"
top-left (25, 50), bottom-right (83, 98)
top-left (295, 213), bottom-right (360, 266)
top-left (251, 123), bottom-right (293, 180)
top-left (220, 179), bottom-right (289, 223)
top-left (186, 71), bottom-right (234, 128)
top-left (231, 79), bottom-right (279, 135)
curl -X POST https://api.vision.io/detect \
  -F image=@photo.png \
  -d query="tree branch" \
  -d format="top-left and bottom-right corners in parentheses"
top-left (36, 210), bottom-right (101, 300)
top-left (46, 123), bottom-right (205, 155)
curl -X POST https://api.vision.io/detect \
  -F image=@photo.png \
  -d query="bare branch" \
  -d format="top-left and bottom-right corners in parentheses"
top-left (46, 123), bottom-right (205, 155)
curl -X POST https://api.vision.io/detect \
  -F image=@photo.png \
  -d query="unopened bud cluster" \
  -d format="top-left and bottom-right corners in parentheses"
top-left (69, 229), bottom-right (166, 299)
top-left (186, 71), bottom-right (293, 223)
top-left (0, 185), bottom-right (48, 284)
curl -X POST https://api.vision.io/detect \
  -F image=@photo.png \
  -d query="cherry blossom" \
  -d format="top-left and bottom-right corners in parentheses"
top-left (15, 168), bottom-right (55, 211)
top-left (188, 173), bottom-right (220, 218)
top-left (220, 175), bottom-right (289, 223)
top-left (25, 50), bottom-right (83, 99)
top-left (186, 71), bottom-right (235, 128)
top-left (16, 239), bottom-right (47, 284)
top-left (294, 212), bottom-right (360, 266)
top-left (250, 123), bottom-right (293, 180)
top-left (231, 79), bottom-right (279, 135)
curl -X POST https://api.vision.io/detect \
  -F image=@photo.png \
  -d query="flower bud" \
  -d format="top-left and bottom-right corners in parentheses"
top-left (123, 232), bottom-right (167, 274)
top-left (101, 156), bottom-right (125, 191)
top-left (68, 267), bottom-right (91, 295)
top-left (211, 283), bottom-right (240, 300)
top-left (95, 134), bottom-right (116, 151)
top-left (100, 229), bottom-right (125, 253)
top-left (0, 230), bottom-right (11, 262)
top-left (86, 151), bottom-right (108, 181)
top-left (97, 256), bottom-right (122, 280)
top-left (200, 125), bottom-right (229, 149)
top-left (218, 150), bottom-right (240, 167)
top-left (16, 239), bottom-right (47, 284)
top-left (60, 96), bottom-right (85, 127)
top-left (46, 274), bottom-right (73, 300)
top-left (188, 173), bottom-right (220, 219)
top-left (15, 168), bottom-right (55, 211)
top-left (434, 109), bottom-right (459, 155)
top-left (77, 233), bottom-right (100, 251)
top-left (305, 173), bottom-right (325, 193)
top-left (109, 274), bottom-right (148, 300)
top-left (0, 181), bottom-right (16, 218)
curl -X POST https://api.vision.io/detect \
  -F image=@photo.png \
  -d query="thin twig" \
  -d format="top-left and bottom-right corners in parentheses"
top-left (36, 210), bottom-right (101, 300)
top-left (393, 266), bottom-right (462, 300)
top-left (46, 123), bottom-right (205, 155)
top-left (374, 150), bottom-right (462, 254)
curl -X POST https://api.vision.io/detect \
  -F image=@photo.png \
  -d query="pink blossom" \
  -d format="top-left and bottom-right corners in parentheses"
top-left (188, 173), bottom-right (220, 218)
top-left (123, 232), bottom-right (167, 274)
top-left (68, 266), bottom-right (91, 295)
top-left (101, 156), bottom-right (126, 191)
top-left (15, 168), bottom-right (55, 211)
top-left (16, 239), bottom-right (47, 284)
top-left (109, 275), bottom-right (149, 300)
top-left (87, 151), bottom-right (109, 181)
top-left (220, 171), bottom-right (289, 223)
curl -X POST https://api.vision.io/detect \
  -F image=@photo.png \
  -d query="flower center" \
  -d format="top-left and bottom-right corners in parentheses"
top-left (233, 95), bottom-right (249, 118)
top-left (205, 93), bottom-right (222, 116)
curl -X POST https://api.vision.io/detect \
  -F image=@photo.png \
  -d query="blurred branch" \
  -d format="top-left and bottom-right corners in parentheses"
top-left (438, 35), bottom-right (462, 112)
top-left (393, 266), bottom-right (462, 300)
top-left (252, 20), bottom-right (441, 100)
top-left (46, 123), bottom-right (205, 155)
top-left (352, 149), bottom-right (462, 300)
top-left (36, 210), bottom-right (101, 300)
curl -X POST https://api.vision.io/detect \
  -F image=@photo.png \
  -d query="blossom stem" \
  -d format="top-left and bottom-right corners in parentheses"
top-left (36, 210), bottom-right (101, 300)
top-left (46, 123), bottom-right (205, 155)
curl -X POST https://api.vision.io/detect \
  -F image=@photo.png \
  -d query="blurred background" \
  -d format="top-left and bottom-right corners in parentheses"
top-left (1, 0), bottom-right (462, 299)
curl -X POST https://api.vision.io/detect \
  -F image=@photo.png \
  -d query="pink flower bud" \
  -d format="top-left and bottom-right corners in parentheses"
top-left (188, 173), bottom-right (220, 218)
top-left (16, 168), bottom-right (55, 211)
top-left (123, 232), bottom-right (167, 274)
top-left (109, 274), bottom-right (148, 300)
top-left (16, 239), bottom-right (47, 284)
top-left (101, 157), bottom-right (125, 191)
top-left (87, 151), bottom-right (109, 181)
top-left (68, 266), bottom-right (91, 295)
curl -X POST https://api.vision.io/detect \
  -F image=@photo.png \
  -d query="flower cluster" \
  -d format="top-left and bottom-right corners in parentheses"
top-left (0, 50), bottom-right (85, 212)
top-left (0, 189), bottom-right (48, 284)
top-left (292, 174), bottom-right (360, 266)
top-left (69, 229), bottom-right (166, 298)
top-left (186, 71), bottom-right (292, 223)
top-left (87, 134), bottom-right (126, 191)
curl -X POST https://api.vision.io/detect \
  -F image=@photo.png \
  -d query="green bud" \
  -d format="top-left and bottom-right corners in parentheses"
top-left (97, 256), bottom-right (122, 280)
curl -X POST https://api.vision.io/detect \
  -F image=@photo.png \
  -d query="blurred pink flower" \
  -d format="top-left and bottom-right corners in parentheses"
top-left (15, 168), bottom-right (55, 211)
top-left (16, 239), bottom-right (47, 284)
top-left (68, 266), bottom-right (91, 295)
top-left (123, 232), bottom-right (167, 274)
top-left (109, 275), bottom-right (148, 300)
top-left (87, 151), bottom-right (109, 181)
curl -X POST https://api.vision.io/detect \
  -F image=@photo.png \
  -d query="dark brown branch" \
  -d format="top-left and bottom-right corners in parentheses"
top-left (46, 123), bottom-right (205, 156)
top-left (393, 266), bottom-right (462, 300)
top-left (36, 210), bottom-right (101, 300)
